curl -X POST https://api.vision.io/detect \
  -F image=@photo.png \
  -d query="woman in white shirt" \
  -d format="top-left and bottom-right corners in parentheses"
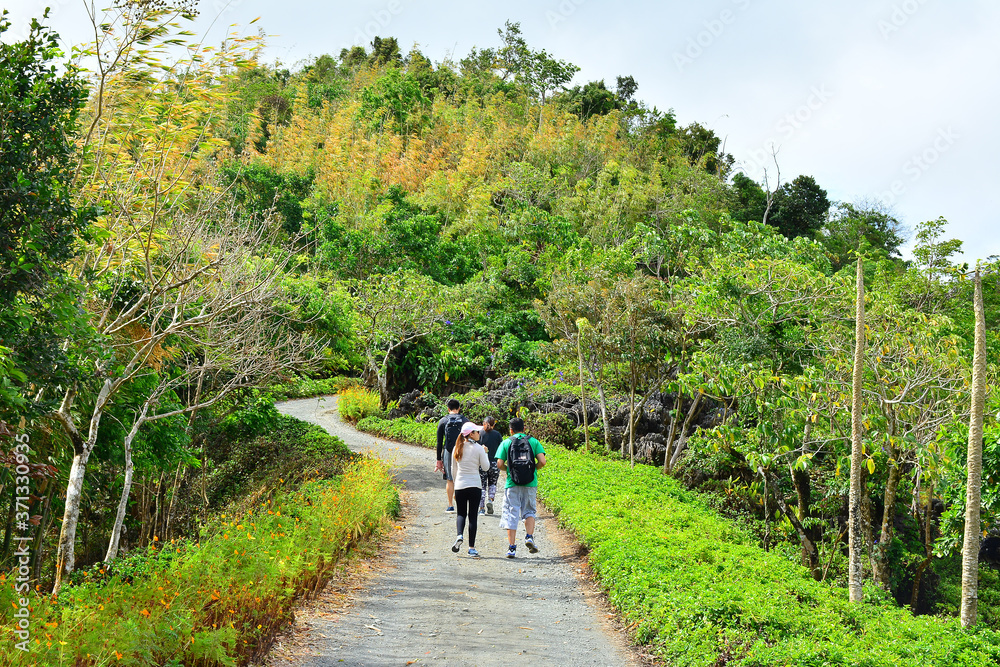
top-left (450, 422), bottom-right (490, 557)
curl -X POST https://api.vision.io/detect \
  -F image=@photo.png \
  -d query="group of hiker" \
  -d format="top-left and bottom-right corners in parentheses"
top-left (434, 399), bottom-right (546, 559)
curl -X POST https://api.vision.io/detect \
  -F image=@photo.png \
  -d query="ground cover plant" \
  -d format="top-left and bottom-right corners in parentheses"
top-left (356, 415), bottom-right (436, 449)
top-left (0, 456), bottom-right (398, 666)
top-left (337, 387), bottom-right (384, 424)
top-left (540, 446), bottom-right (1000, 667)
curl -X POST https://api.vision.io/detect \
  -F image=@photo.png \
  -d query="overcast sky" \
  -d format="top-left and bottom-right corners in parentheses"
top-left (5, 0), bottom-right (998, 262)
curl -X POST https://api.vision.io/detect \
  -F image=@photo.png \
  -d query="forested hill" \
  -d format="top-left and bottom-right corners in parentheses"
top-left (2, 4), bottom-right (999, 665)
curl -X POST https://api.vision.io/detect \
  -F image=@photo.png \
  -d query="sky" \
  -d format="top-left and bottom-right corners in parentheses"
top-left (4, 0), bottom-right (998, 262)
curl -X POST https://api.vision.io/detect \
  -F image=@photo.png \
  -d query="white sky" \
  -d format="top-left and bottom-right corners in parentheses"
top-left (4, 0), bottom-right (998, 262)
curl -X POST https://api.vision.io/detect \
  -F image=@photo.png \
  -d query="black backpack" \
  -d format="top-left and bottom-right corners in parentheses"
top-left (444, 414), bottom-right (464, 452)
top-left (507, 433), bottom-right (536, 486)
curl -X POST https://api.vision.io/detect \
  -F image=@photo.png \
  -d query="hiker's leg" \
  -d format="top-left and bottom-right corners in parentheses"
top-left (446, 479), bottom-right (455, 507)
top-left (467, 488), bottom-right (482, 547)
top-left (523, 488), bottom-right (537, 536)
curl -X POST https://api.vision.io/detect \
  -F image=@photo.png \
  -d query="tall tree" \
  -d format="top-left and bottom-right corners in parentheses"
top-left (961, 267), bottom-right (987, 627)
top-left (767, 175), bottom-right (831, 239)
top-left (0, 11), bottom-right (95, 414)
top-left (849, 256), bottom-right (866, 602)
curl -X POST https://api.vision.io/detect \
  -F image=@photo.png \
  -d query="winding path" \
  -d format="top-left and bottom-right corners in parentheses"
top-left (271, 396), bottom-right (640, 667)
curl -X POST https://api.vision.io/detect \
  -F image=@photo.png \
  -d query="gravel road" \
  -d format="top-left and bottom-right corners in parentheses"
top-left (271, 396), bottom-right (641, 667)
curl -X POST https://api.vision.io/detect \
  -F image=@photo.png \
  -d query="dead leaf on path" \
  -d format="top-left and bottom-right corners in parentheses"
top-left (365, 624), bottom-right (382, 633)
top-left (519, 627), bottom-right (533, 630)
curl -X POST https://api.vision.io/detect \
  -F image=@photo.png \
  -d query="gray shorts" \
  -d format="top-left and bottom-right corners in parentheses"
top-left (442, 448), bottom-right (454, 482)
top-left (498, 486), bottom-right (537, 530)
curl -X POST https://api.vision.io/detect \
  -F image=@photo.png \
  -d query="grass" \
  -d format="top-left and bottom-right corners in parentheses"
top-left (540, 447), bottom-right (1000, 667)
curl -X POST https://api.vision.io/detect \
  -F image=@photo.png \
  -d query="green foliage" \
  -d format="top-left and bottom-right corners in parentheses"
top-left (0, 11), bottom-right (96, 414)
top-left (203, 398), bottom-right (357, 510)
top-left (338, 386), bottom-right (384, 423)
top-left (767, 174), bottom-right (832, 240)
top-left (221, 162), bottom-right (314, 234)
top-left (541, 448), bottom-right (1000, 666)
top-left (0, 457), bottom-right (398, 665)
top-left (356, 415), bottom-right (437, 449)
top-left (358, 69), bottom-right (428, 132)
top-left (267, 375), bottom-right (360, 401)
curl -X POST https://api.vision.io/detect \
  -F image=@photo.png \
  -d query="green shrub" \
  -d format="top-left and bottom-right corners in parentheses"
top-left (268, 375), bottom-right (360, 401)
top-left (338, 386), bottom-right (383, 423)
top-left (540, 448), bottom-right (1000, 667)
top-left (356, 415), bottom-right (437, 449)
top-left (0, 458), bottom-right (398, 666)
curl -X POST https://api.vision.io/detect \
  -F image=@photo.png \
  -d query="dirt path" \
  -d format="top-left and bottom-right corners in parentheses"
top-left (269, 396), bottom-right (642, 667)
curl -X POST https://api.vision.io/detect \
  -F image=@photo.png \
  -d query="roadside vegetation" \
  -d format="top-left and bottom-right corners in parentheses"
top-left (2, 3), bottom-right (997, 663)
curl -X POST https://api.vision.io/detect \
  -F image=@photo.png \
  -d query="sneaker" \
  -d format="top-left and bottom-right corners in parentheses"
top-left (486, 501), bottom-right (494, 514)
top-left (479, 508), bottom-right (486, 515)
top-left (451, 535), bottom-right (463, 553)
top-left (445, 506), bottom-right (455, 513)
top-left (525, 534), bottom-right (538, 553)
top-left (506, 544), bottom-right (516, 559)
top-left (468, 548), bottom-right (480, 558)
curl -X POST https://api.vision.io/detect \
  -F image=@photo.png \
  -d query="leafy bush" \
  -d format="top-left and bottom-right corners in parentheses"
top-left (524, 410), bottom-right (576, 448)
top-left (357, 415), bottom-right (437, 449)
top-left (338, 386), bottom-right (383, 423)
top-left (268, 375), bottom-right (359, 401)
top-left (540, 448), bottom-right (1000, 667)
top-left (199, 400), bottom-right (357, 513)
top-left (0, 457), bottom-right (398, 666)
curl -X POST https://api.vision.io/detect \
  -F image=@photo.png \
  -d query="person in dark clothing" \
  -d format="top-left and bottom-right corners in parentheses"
top-left (478, 416), bottom-right (502, 515)
top-left (435, 398), bottom-right (465, 512)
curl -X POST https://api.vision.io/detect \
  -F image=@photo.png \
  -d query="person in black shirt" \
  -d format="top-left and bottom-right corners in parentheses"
top-left (478, 416), bottom-right (503, 515)
top-left (435, 399), bottom-right (465, 512)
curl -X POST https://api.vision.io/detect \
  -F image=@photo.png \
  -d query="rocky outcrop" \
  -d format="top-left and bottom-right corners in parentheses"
top-left (387, 379), bottom-right (733, 457)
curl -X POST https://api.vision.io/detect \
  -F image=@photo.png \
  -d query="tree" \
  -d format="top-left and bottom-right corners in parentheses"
top-left (729, 173), bottom-right (768, 224)
top-left (961, 267), bottom-right (987, 627)
top-left (350, 270), bottom-right (454, 409)
top-left (849, 256), bottom-right (866, 602)
top-left (0, 11), bottom-right (95, 415)
top-left (677, 122), bottom-right (734, 178)
top-left (909, 217), bottom-right (964, 313)
top-left (767, 175), bottom-right (831, 239)
top-left (821, 201), bottom-right (905, 272)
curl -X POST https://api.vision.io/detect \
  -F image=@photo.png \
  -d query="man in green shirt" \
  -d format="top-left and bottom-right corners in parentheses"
top-left (495, 417), bottom-right (546, 558)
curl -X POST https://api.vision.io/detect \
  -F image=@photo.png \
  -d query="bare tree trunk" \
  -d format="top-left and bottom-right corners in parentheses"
top-left (105, 406), bottom-right (149, 562)
top-left (53, 449), bottom-right (91, 594)
top-left (874, 447), bottom-right (902, 588)
top-left (628, 387), bottom-right (636, 467)
top-left (766, 468), bottom-right (821, 579)
top-left (578, 328), bottom-right (589, 452)
top-left (961, 268), bottom-right (987, 627)
top-left (163, 462), bottom-right (185, 542)
top-left (598, 385), bottom-right (610, 451)
top-left (669, 391), bottom-right (704, 470)
top-left (663, 395), bottom-right (682, 474)
top-left (31, 481), bottom-right (55, 583)
top-left (911, 477), bottom-right (934, 613)
top-left (849, 256), bottom-right (866, 603)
